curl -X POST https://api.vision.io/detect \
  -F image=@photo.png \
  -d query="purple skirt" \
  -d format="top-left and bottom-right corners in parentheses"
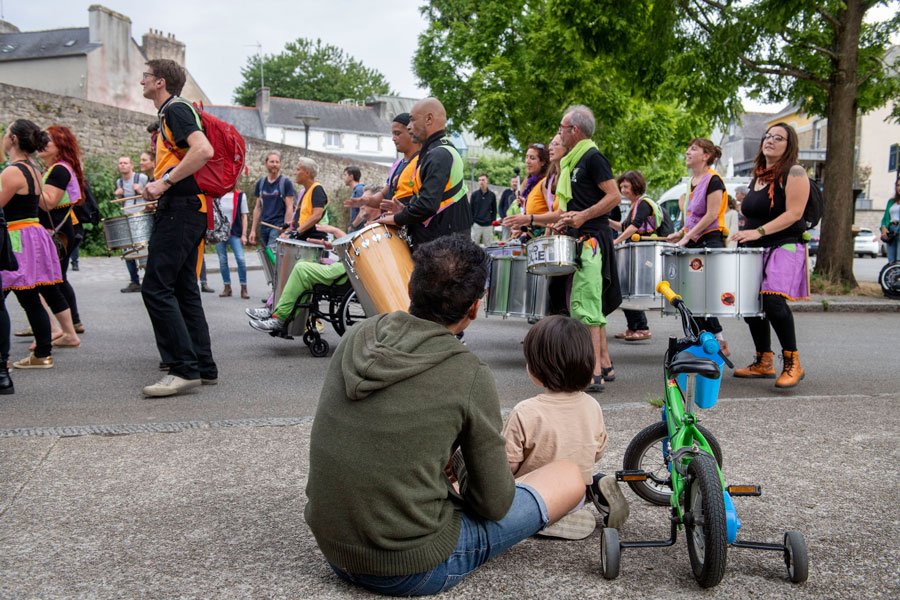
top-left (760, 243), bottom-right (809, 301)
top-left (1, 225), bottom-right (63, 290)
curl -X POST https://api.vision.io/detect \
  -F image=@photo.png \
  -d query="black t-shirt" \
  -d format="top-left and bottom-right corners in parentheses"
top-left (566, 148), bottom-right (615, 237)
top-left (623, 199), bottom-right (654, 231)
top-left (740, 180), bottom-right (805, 248)
top-left (39, 164), bottom-right (74, 229)
top-left (160, 100), bottom-right (203, 197)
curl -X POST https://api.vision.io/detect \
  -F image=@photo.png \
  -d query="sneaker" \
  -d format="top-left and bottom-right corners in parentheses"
top-left (249, 317), bottom-right (285, 333)
top-left (537, 508), bottom-right (596, 540)
top-left (585, 375), bottom-right (604, 393)
top-left (589, 474), bottom-right (630, 528)
top-left (121, 282), bottom-right (142, 293)
top-left (142, 374), bottom-right (201, 397)
top-left (245, 307), bottom-right (272, 320)
top-left (13, 354), bottom-right (54, 369)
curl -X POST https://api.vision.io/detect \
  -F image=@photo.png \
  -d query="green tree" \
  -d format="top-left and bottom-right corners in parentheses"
top-left (413, 1), bottom-right (710, 198)
top-left (234, 38), bottom-right (393, 105)
top-left (674, 0), bottom-right (900, 286)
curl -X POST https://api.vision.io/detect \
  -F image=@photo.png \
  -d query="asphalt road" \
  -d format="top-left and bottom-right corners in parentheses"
top-left (1, 263), bottom-right (897, 432)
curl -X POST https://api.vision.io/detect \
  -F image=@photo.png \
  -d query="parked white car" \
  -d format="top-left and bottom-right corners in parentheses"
top-left (853, 227), bottom-right (882, 258)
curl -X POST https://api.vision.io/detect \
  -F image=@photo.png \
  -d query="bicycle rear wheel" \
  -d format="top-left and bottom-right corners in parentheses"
top-left (623, 421), bottom-right (723, 506)
top-left (684, 454), bottom-right (728, 588)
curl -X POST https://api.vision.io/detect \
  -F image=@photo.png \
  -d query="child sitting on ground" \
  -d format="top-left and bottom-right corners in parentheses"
top-left (502, 315), bottom-right (629, 539)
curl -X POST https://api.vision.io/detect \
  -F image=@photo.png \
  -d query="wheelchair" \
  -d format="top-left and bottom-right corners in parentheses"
top-left (268, 277), bottom-right (367, 357)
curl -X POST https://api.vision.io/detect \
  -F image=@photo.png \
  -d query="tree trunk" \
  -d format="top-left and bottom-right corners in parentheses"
top-left (814, 0), bottom-right (864, 287)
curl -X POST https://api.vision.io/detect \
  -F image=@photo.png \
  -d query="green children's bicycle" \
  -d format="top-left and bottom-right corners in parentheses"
top-left (600, 281), bottom-right (808, 588)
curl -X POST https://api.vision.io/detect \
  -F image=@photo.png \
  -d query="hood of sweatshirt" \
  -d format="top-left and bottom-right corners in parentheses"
top-left (341, 311), bottom-right (468, 400)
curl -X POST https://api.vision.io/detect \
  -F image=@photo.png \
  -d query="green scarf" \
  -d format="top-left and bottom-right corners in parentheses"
top-left (555, 139), bottom-right (598, 211)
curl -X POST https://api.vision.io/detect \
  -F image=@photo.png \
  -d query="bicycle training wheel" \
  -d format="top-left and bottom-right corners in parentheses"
top-left (684, 454), bottom-right (728, 588)
top-left (622, 421), bottom-right (724, 506)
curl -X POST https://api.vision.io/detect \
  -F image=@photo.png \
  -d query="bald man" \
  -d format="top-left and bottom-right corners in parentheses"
top-left (378, 97), bottom-right (471, 245)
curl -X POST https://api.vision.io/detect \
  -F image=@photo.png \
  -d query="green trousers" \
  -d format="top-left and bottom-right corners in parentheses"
top-left (274, 261), bottom-right (347, 320)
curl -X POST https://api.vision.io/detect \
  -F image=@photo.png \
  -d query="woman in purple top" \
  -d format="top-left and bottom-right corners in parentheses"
top-left (730, 123), bottom-right (809, 388)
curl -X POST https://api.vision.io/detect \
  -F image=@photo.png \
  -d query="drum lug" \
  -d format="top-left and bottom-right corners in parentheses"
top-left (361, 240), bottom-right (370, 249)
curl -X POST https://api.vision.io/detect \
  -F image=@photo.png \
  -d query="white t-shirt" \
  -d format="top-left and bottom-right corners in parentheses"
top-left (217, 191), bottom-right (250, 229)
top-left (118, 172), bottom-right (149, 214)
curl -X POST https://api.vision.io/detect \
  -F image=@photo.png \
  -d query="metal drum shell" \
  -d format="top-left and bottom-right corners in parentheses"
top-left (333, 223), bottom-right (413, 316)
top-left (661, 247), bottom-right (765, 317)
top-left (616, 241), bottom-right (677, 310)
top-left (525, 235), bottom-right (577, 276)
top-left (273, 238), bottom-right (329, 336)
top-left (485, 255), bottom-right (551, 319)
top-left (102, 213), bottom-right (155, 251)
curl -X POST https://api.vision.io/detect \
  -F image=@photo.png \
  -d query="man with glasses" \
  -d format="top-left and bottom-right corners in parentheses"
top-left (139, 59), bottom-right (217, 398)
top-left (553, 105), bottom-right (622, 393)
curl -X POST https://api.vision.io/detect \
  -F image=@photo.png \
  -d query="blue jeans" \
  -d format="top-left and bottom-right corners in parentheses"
top-left (125, 259), bottom-right (140, 284)
top-left (887, 226), bottom-right (900, 263)
top-left (330, 483), bottom-right (549, 596)
top-left (258, 226), bottom-right (279, 251)
top-left (215, 236), bottom-right (247, 285)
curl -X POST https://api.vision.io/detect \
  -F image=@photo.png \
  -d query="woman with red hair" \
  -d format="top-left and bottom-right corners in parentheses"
top-left (35, 125), bottom-right (84, 347)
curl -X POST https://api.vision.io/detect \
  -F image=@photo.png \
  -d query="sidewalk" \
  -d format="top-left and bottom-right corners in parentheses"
top-left (71, 255), bottom-right (900, 312)
top-left (1, 394), bottom-right (895, 598)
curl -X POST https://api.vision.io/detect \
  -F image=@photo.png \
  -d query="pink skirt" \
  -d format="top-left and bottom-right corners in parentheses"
top-left (760, 243), bottom-right (809, 301)
top-left (1, 225), bottom-right (63, 290)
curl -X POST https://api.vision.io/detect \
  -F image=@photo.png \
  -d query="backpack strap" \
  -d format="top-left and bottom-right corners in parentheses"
top-left (233, 190), bottom-right (240, 220)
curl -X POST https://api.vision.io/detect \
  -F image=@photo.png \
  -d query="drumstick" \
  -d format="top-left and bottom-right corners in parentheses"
top-left (261, 221), bottom-right (285, 231)
top-left (121, 200), bottom-right (157, 210)
top-left (630, 233), bottom-right (663, 242)
top-left (110, 195), bottom-right (143, 204)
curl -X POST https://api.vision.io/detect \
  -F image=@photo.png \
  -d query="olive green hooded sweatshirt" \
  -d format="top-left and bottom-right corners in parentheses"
top-left (304, 311), bottom-right (515, 576)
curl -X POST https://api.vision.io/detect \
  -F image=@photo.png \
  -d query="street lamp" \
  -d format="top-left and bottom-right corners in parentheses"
top-left (295, 115), bottom-right (319, 152)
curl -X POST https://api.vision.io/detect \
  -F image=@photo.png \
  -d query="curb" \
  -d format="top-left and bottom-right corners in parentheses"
top-left (792, 299), bottom-right (900, 313)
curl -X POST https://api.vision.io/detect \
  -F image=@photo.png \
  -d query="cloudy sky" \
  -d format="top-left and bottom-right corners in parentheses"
top-left (1, 0), bottom-right (430, 104)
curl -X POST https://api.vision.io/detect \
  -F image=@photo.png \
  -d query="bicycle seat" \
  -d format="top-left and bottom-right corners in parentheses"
top-left (669, 352), bottom-right (721, 379)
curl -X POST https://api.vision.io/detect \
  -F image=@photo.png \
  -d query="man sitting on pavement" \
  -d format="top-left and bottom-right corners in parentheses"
top-left (304, 234), bottom-right (585, 596)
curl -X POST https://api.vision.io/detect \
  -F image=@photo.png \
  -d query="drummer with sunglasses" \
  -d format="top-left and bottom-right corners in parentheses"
top-left (553, 105), bottom-right (622, 393)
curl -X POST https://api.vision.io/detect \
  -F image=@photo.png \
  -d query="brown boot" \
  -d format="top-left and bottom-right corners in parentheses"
top-left (219, 284), bottom-right (232, 298)
top-left (240, 285), bottom-right (249, 299)
top-left (733, 351), bottom-right (776, 378)
top-left (775, 350), bottom-right (805, 388)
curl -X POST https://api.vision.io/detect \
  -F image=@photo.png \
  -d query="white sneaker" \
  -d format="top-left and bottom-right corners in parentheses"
top-left (249, 317), bottom-right (285, 333)
top-left (599, 475), bottom-right (630, 528)
top-left (245, 307), bottom-right (271, 320)
top-left (143, 375), bottom-right (201, 397)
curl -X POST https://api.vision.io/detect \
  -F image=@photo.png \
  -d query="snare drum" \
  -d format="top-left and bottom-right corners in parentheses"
top-left (333, 223), bottom-right (413, 316)
top-left (661, 247), bottom-right (765, 317)
top-left (525, 235), bottom-right (577, 275)
top-left (616, 241), bottom-right (677, 310)
top-left (103, 213), bottom-right (155, 251)
top-left (485, 254), bottom-right (550, 319)
top-left (273, 238), bottom-right (329, 335)
top-left (485, 240), bottom-right (524, 258)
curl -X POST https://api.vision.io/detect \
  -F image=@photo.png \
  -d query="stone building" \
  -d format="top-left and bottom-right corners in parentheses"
top-left (0, 4), bottom-right (209, 115)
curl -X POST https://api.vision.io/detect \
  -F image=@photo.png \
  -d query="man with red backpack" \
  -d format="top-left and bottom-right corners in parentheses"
top-left (140, 58), bottom-right (217, 398)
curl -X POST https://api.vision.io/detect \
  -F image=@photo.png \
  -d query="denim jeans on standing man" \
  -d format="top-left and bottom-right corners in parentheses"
top-left (215, 236), bottom-right (247, 286)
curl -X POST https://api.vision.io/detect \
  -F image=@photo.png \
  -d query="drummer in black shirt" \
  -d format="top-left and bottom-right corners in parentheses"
top-left (554, 105), bottom-right (622, 393)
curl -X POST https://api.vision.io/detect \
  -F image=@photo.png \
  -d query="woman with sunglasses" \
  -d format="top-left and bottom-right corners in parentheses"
top-left (730, 123), bottom-right (809, 388)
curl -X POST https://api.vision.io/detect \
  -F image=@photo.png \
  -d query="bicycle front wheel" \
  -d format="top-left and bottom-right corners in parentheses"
top-left (684, 454), bottom-right (728, 588)
top-left (623, 421), bottom-right (723, 506)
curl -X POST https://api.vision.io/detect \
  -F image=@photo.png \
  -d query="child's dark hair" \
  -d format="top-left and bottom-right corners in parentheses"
top-left (523, 315), bottom-right (594, 392)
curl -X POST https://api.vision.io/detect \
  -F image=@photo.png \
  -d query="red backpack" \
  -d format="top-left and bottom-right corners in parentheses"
top-left (160, 98), bottom-right (247, 227)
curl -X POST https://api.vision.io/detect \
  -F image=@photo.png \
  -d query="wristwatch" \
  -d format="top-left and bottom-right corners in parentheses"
top-left (756, 226), bottom-right (766, 236)
top-left (161, 172), bottom-right (173, 186)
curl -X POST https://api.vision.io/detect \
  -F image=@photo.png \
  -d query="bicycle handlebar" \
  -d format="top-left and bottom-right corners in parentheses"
top-left (656, 281), bottom-right (682, 305)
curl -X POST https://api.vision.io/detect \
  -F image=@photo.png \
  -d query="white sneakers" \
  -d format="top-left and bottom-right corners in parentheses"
top-left (142, 375), bottom-right (202, 398)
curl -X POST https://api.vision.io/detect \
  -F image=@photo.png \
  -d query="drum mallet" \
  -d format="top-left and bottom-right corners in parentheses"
top-left (631, 233), bottom-right (663, 242)
top-left (110, 195), bottom-right (143, 204)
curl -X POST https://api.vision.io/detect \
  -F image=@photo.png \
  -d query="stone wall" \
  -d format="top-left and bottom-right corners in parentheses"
top-left (0, 82), bottom-right (389, 216)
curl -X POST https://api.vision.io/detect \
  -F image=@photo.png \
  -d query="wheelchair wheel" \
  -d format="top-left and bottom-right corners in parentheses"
top-left (684, 454), bottom-right (727, 588)
top-left (600, 527), bottom-right (621, 579)
top-left (622, 421), bottom-right (723, 506)
top-left (310, 339), bottom-right (329, 357)
top-left (302, 331), bottom-right (316, 347)
top-left (783, 531), bottom-right (809, 584)
top-left (337, 290), bottom-right (367, 335)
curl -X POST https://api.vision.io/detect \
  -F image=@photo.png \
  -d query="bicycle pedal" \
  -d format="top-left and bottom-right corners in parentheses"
top-left (616, 470), bottom-right (648, 482)
top-left (726, 484), bottom-right (762, 497)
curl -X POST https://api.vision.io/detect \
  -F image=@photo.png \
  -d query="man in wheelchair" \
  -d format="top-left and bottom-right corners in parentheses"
top-left (246, 204), bottom-right (379, 333)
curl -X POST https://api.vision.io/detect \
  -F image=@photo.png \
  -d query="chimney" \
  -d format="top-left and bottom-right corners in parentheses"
top-left (256, 87), bottom-right (270, 123)
top-left (88, 5), bottom-right (131, 46)
top-left (141, 27), bottom-right (186, 65)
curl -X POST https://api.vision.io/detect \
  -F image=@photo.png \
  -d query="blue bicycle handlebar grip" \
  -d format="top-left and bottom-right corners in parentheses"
top-left (656, 281), bottom-right (681, 305)
top-left (700, 332), bottom-right (720, 355)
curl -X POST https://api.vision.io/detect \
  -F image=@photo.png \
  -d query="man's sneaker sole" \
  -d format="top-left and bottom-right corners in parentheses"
top-left (143, 377), bottom-right (201, 398)
top-left (599, 475), bottom-right (629, 528)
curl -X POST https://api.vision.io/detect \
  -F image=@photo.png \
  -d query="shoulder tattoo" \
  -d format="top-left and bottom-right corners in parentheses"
top-left (788, 165), bottom-right (806, 178)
